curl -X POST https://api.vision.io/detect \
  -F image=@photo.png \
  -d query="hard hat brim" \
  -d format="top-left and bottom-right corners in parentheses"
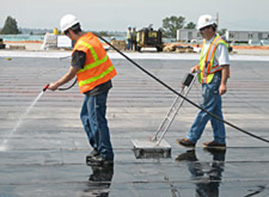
top-left (62, 21), bottom-right (79, 32)
top-left (197, 22), bottom-right (215, 30)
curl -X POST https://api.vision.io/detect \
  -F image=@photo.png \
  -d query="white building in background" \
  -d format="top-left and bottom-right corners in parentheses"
top-left (177, 29), bottom-right (269, 44)
top-left (225, 31), bottom-right (269, 43)
top-left (176, 29), bottom-right (202, 43)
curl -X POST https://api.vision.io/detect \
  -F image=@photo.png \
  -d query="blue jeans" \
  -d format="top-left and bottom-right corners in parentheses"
top-left (187, 72), bottom-right (226, 144)
top-left (80, 91), bottom-right (114, 160)
top-left (126, 39), bottom-right (131, 50)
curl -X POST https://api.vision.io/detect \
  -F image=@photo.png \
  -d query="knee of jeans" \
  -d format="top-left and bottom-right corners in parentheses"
top-left (80, 109), bottom-right (90, 123)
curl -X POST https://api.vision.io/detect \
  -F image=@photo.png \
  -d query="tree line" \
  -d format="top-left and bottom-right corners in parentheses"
top-left (0, 15), bottom-right (196, 38)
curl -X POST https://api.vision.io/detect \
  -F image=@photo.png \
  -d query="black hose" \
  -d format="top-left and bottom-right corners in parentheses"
top-left (58, 78), bottom-right (77, 91)
top-left (94, 33), bottom-right (269, 144)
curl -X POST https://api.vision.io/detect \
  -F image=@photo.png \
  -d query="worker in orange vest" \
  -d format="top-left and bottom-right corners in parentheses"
top-left (48, 14), bottom-right (117, 166)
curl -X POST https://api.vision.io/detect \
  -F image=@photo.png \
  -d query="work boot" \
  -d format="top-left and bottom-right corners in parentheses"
top-left (87, 155), bottom-right (114, 166)
top-left (87, 149), bottom-right (99, 158)
top-left (203, 141), bottom-right (226, 149)
top-left (176, 138), bottom-right (196, 148)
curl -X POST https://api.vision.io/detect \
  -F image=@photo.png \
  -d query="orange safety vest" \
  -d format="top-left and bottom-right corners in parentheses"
top-left (73, 32), bottom-right (117, 93)
top-left (198, 35), bottom-right (228, 84)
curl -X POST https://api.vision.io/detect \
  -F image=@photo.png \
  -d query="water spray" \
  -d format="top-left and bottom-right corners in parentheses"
top-left (0, 88), bottom-right (46, 152)
top-left (0, 81), bottom-right (76, 151)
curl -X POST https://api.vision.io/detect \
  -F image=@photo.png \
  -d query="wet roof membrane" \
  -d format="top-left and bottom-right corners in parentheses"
top-left (0, 56), bottom-right (268, 196)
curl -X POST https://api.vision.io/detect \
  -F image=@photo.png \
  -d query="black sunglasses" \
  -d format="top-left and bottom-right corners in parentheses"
top-left (64, 29), bottom-right (69, 35)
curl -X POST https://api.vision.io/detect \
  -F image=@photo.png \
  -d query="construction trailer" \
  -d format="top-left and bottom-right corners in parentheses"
top-left (177, 29), bottom-right (269, 44)
top-left (225, 30), bottom-right (269, 43)
top-left (176, 29), bottom-right (202, 43)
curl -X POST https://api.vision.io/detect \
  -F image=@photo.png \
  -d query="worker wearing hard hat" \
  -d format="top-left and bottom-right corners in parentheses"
top-left (177, 14), bottom-right (230, 149)
top-left (48, 14), bottom-right (117, 166)
top-left (131, 27), bottom-right (137, 51)
top-left (126, 26), bottom-right (132, 50)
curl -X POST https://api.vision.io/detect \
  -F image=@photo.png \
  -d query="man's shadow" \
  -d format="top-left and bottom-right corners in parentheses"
top-left (175, 148), bottom-right (226, 197)
top-left (84, 164), bottom-right (114, 197)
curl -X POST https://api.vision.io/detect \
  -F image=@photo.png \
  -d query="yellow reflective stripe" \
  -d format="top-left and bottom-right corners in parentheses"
top-left (78, 65), bottom-right (115, 86)
top-left (77, 40), bottom-right (98, 61)
top-left (77, 55), bottom-right (108, 74)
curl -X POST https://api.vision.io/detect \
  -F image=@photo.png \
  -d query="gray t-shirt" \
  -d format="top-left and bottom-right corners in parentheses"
top-left (71, 51), bottom-right (112, 96)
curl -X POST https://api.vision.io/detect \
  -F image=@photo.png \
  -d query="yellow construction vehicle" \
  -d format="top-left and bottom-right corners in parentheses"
top-left (136, 27), bottom-right (164, 52)
top-left (0, 38), bottom-right (6, 49)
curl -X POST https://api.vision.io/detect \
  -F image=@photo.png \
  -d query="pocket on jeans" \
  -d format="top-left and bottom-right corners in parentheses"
top-left (212, 74), bottom-right (220, 95)
top-left (213, 85), bottom-right (219, 95)
top-left (202, 86), bottom-right (211, 105)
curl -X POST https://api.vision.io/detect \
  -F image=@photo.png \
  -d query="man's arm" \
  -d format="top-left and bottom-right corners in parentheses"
top-left (48, 66), bottom-right (79, 91)
top-left (219, 65), bottom-right (229, 95)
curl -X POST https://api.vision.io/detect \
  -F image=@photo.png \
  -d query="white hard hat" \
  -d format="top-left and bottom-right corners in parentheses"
top-left (60, 14), bottom-right (80, 32)
top-left (197, 14), bottom-right (216, 30)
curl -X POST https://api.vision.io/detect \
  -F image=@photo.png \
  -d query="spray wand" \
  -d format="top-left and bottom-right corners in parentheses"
top-left (43, 84), bottom-right (50, 92)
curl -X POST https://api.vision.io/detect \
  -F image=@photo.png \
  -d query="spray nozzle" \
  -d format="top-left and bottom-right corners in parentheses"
top-left (43, 84), bottom-right (49, 92)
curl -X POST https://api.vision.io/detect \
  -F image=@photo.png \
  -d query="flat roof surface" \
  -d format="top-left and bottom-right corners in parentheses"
top-left (0, 54), bottom-right (269, 196)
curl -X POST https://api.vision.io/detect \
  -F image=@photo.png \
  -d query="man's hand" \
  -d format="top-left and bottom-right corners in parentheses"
top-left (191, 65), bottom-right (199, 73)
top-left (48, 82), bottom-right (59, 91)
top-left (219, 83), bottom-right (227, 95)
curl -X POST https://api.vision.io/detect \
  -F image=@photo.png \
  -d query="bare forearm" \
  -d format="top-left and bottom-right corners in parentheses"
top-left (48, 66), bottom-right (79, 91)
top-left (221, 65), bottom-right (229, 85)
top-left (219, 65), bottom-right (229, 95)
top-left (55, 71), bottom-right (76, 86)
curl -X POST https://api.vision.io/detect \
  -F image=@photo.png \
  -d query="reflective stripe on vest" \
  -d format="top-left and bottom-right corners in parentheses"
top-left (76, 40), bottom-right (108, 74)
top-left (78, 65), bottom-right (115, 86)
top-left (198, 35), bottom-right (228, 84)
top-left (74, 33), bottom-right (117, 93)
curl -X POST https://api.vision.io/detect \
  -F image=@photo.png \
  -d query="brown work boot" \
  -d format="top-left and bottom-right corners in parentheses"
top-left (176, 138), bottom-right (196, 148)
top-left (203, 141), bottom-right (226, 149)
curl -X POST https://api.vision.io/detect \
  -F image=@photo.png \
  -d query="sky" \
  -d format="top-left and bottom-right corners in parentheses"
top-left (1, 0), bottom-right (269, 32)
